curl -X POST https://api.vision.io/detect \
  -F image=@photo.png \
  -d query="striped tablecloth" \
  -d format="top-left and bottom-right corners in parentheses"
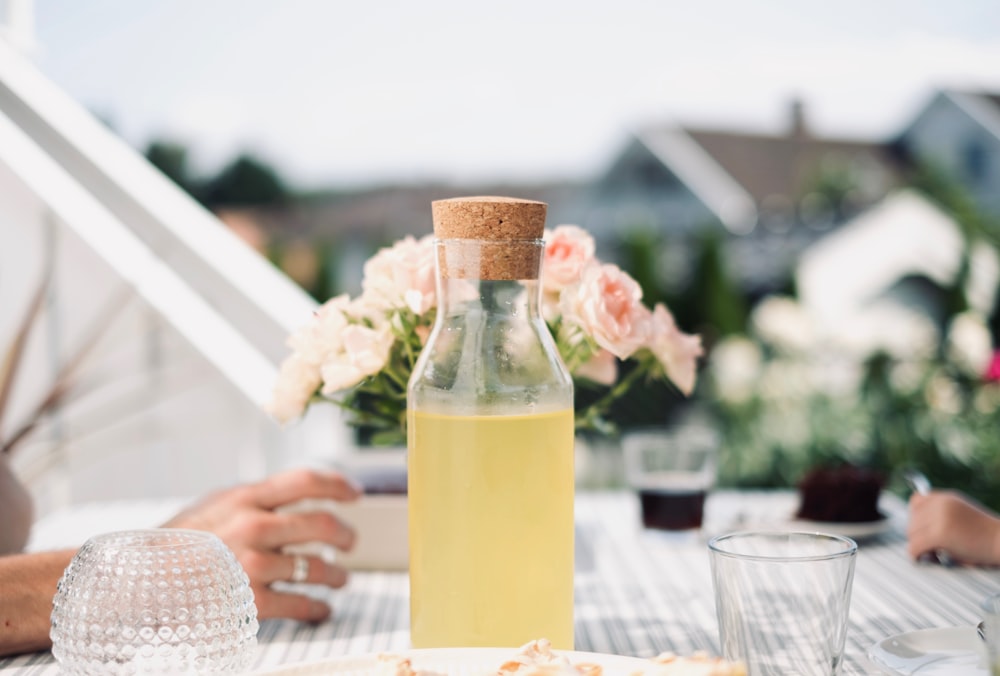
top-left (3, 490), bottom-right (998, 674)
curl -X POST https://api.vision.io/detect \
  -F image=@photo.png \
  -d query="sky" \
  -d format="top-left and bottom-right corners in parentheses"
top-left (22, 0), bottom-right (1000, 189)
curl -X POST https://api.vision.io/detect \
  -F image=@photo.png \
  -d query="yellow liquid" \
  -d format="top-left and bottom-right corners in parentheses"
top-left (407, 408), bottom-right (575, 649)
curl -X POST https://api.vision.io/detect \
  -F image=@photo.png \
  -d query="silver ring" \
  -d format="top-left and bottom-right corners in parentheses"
top-left (290, 554), bottom-right (309, 583)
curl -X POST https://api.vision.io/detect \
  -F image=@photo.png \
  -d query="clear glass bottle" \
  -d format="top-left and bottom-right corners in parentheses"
top-left (407, 196), bottom-right (575, 648)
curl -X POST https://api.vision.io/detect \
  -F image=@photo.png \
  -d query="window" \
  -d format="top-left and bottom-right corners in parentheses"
top-left (962, 139), bottom-right (989, 182)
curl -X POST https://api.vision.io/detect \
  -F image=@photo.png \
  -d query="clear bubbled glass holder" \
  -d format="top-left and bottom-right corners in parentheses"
top-left (50, 529), bottom-right (258, 674)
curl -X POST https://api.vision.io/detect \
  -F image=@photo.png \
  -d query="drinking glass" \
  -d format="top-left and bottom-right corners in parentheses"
top-left (623, 422), bottom-right (718, 532)
top-left (51, 529), bottom-right (258, 674)
top-left (708, 531), bottom-right (857, 675)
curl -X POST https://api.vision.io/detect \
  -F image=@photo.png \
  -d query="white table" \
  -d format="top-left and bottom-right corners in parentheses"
top-left (2, 490), bottom-right (998, 674)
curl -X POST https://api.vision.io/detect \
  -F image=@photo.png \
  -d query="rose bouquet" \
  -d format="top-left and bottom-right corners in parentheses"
top-left (268, 225), bottom-right (703, 444)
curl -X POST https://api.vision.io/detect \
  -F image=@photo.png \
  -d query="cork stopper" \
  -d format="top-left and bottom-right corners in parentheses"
top-left (431, 196), bottom-right (548, 280)
top-left (432, 196), bottom-right (547, 241)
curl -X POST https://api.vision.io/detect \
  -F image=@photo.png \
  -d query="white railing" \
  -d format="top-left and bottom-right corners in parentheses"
top-left (0, 37), bottom-right (352, 516)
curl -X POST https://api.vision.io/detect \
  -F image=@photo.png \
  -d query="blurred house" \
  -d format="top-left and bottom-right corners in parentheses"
top-left (0, 36), bottom-right (349, 516)
top-left (585, 100), bottom-right (909, 297)
top-left (592, 100), bottom-right (905, 235)
top-left (791, 91), bottom-right (1000, 354)
top-left (797, 189), bottom-right (999, 352)
top-left (584, 91), bottom-right (999, 298)
top-left (213, 91), bottom-right (1000, 321)
top-left (896, 90), bottom-right (1000, 217)
top-left (218, 181), bottom-right (587, 298)
top-left (221, 101), bottom-right (904, 301)
top-left (160, 79), bottom-right (997, 338)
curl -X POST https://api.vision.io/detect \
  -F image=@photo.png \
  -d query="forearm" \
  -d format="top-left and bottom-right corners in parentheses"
top-left (991, 519), bottom-right (1000, 566)
top-left (0, 550), bottom-right (75, 657)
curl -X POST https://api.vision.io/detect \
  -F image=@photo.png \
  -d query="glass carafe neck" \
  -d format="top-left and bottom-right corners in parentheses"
top-left (435, 238), bottom-right (544, 320)
top-left (408, 238), bottom-right (572, 416)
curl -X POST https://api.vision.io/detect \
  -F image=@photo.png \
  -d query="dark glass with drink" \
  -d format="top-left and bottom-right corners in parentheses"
top-left (638, 488), bottom-right (707, 531)
top-left (623, 422), bottom-right (718, 533)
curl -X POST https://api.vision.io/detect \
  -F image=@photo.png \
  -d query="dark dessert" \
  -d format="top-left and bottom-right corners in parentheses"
top-left (795, 464), bottom-right (884, 523)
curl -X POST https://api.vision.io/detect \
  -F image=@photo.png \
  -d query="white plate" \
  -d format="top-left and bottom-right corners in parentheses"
top-left (254, 647), bottom-right (650, 676)
top-left (788, 516), bottom-right (892, 540)
top-left (866, 627), bottom-right (989, 675)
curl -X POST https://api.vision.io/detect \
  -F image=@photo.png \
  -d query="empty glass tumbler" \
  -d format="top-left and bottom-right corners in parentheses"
top-left (51, 529), bottom-right (258, 674)
top-left (709, 531), bottom-right (857, 675)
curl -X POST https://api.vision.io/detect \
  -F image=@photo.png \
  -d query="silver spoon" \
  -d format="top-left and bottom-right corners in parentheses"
top-left (902, 468), bottom-right (955, 567)
top-left (902, 468), bottom-right (932, 495)
top-left (979, 620), bottom-right (986, 642)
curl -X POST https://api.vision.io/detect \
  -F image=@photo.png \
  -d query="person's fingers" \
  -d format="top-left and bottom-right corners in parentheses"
top-left (237, 546), bottom-right (293, 584)
top-left (291, 511), bottom-right (357, 551)
top-left (907, 534), bottom-right (930, 559)
top-left (242, 510), bottom-right (357, 552)
top-left (280, 553), bottom-right (351, 587)
top-left (280, 553), bottom-right (350, 588)
top-left (906, 503), bottom-right (938, 560)
top-left (906, 525), bottom-right (925, 558)
top-left (251, 468), bottom-right (362, 510)
top-left (229, 509), bottom-right (356, 553)
top-left (301, 557), bottom-right (350, 588)
top-left (252, 587), bottom-right (333, 623)
top-left (246, 554), bottom-right (350, 622)
top-left (239, 549), bottom-right (351, 586)
top-left (908, 492), bottom-right (929, 510)
top-left (908, 531), bottom-right (946, 561)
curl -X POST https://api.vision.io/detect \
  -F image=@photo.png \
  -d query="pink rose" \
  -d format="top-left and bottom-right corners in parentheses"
top-left (320, 324), bottom-right (395, 394)
top-left (361, 235), bottom-right (436, 315)
top-left (268, 296), bottom-right (361, 423)
top-left (543, 225), bottom-right (596, 294)
top-left (573, 348), bottom-right (618, 386)
top-left (414, 324), bottom-right (431, 346)
top-left (984, 350), bottom-right (1000, 383)
top-left (561, 263), bottom-right (650, 360)
top-left (648, 303), bottom-right (703, 396)
top-left (267, 353), bottom-right (322, 424)
top-left (541, 292), bottom-right (562, 324)
top-left (287, 294), bottom-right (353, 366)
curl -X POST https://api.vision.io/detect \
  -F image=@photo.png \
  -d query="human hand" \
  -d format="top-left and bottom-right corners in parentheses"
top-left (162, 468), bottom-right (361, 622)
top-left (907, 490), bottom-right (1000, 566)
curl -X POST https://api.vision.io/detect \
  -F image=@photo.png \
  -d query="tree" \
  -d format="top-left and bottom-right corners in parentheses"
top-left (199, 154), bottom-right (290, 208)
top-left (689, 230), bottom-right (748, 339)
top-left (144, 140), bottom-right (198, 197)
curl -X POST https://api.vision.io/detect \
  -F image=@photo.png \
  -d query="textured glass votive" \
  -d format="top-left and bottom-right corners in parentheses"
top-left (51, 529), bottom-right (258, 674)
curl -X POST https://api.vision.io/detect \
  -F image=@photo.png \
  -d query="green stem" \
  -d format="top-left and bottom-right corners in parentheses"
top-left (561, 338), bottom-right (594, 373)
top-left (584, 361), bottom-right (647, 421)
top-left (382, 362), bottom-right (409, 392)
